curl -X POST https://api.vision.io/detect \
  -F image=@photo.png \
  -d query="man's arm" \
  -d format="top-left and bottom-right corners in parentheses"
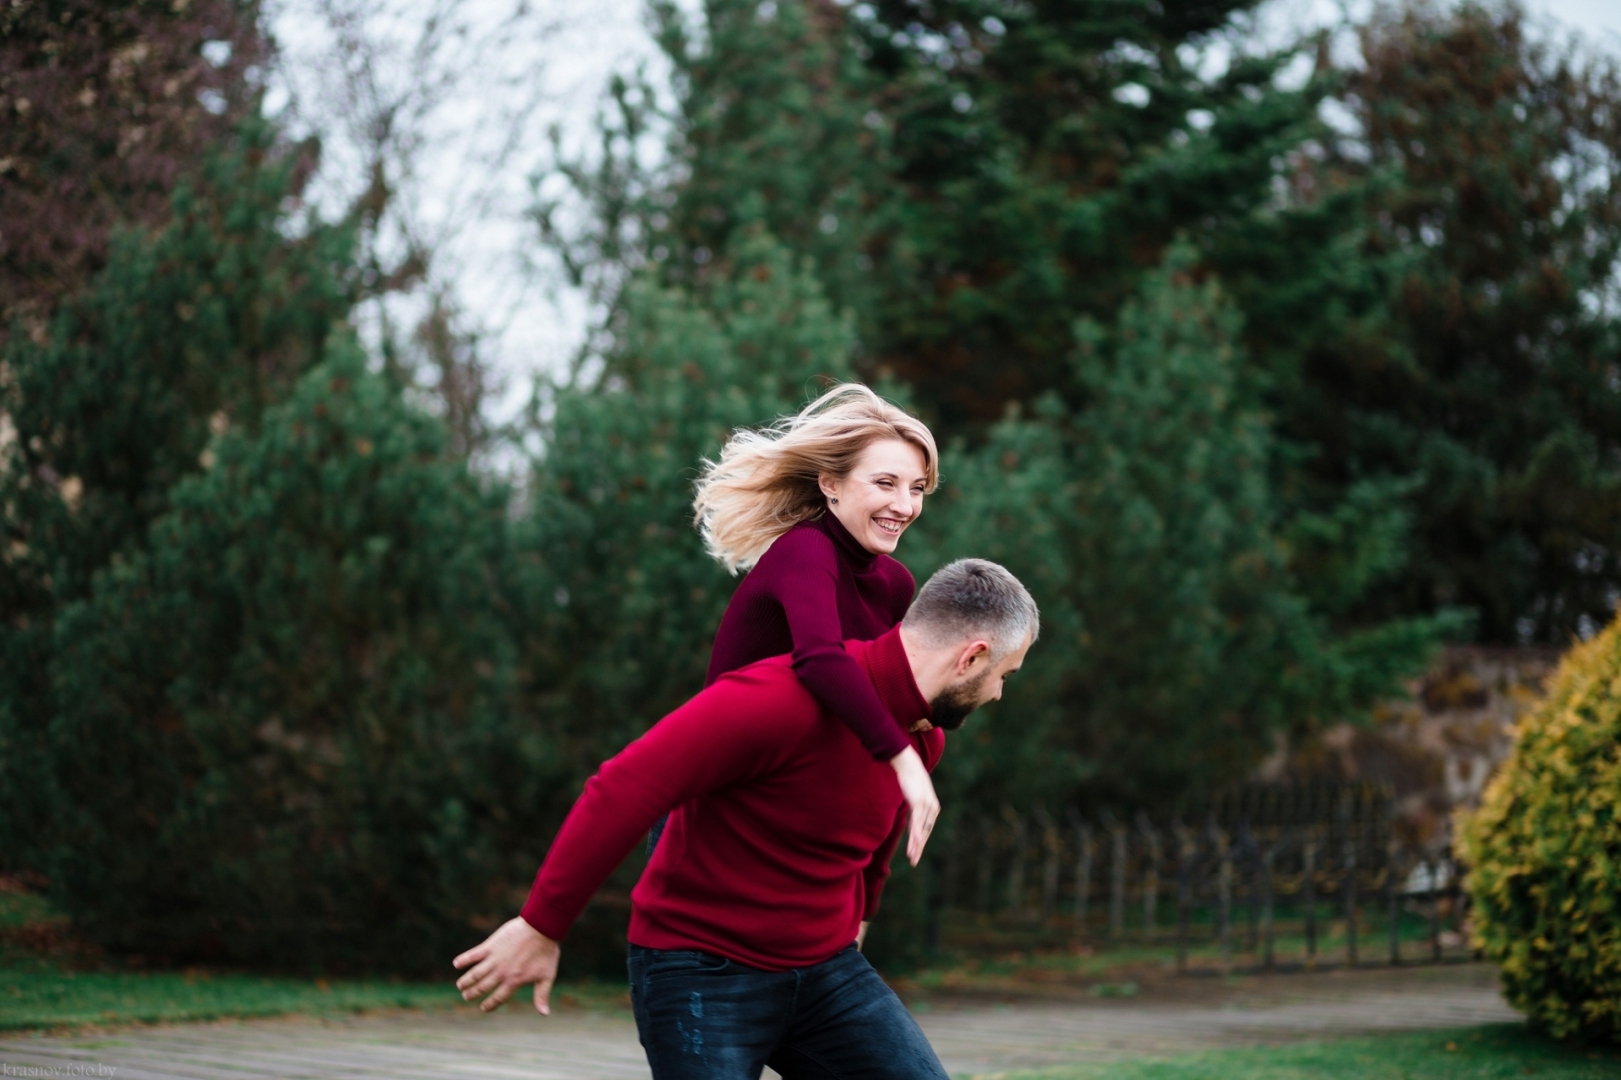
top-left (454, 672), bottom-right (800, 1012)
top-left (861, 727), bottom-right (943, 926)
top-left (861, 805), bottom-right (907, 923)
top-left (521, 673), bottom-right (798, 939)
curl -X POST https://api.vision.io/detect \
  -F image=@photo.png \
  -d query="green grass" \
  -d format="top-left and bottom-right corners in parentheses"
top-left (959, 1025), bottom-right (1621, 1080)
top-left (0, 887), bottom-right (637, 1032)
top-left (0, 945), bottom-right (637, 1032)
top-left (0, 962), bottom-right (463, 1031)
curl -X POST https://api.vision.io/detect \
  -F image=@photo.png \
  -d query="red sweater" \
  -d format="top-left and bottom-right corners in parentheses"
top-left (706, 513), bottom-right (914, 761)
top-left (520, 628), bottom-right (944, 971)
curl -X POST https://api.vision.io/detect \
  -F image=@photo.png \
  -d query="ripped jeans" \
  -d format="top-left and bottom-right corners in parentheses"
top-left (626, 944), bottom-right (949, 1080)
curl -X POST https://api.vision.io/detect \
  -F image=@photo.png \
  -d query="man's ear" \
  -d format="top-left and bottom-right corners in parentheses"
top-left (955, 640), bottom-right (992, 676)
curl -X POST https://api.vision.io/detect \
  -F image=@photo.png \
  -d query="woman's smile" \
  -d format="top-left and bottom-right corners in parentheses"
top-left (824, 437), bottom-right (929, 556)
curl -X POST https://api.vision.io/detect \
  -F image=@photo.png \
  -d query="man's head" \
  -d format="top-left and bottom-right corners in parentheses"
top-left (899, 559), bottom-right (1039, 730)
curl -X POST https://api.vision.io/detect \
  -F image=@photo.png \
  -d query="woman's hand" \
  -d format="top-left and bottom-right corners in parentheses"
top-left (890, 746), bottom-right (940, 866)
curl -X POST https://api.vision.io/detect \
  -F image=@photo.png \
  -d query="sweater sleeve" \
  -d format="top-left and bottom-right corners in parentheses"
top-left (861, 725), bottom-right (941, 920)
top-left (862, 807), bottom-right (906, 920)
top-left (767, 531), bottom-right (912, 762)
top-left (519, 675), bottom-right (800, 941)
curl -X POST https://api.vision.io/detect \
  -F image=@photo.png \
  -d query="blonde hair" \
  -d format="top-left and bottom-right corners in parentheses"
top-left (694, 384), bottom-right (940, 574)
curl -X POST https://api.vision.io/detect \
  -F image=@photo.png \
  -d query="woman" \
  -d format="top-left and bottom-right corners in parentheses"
top-left (684, 383), bottom-right (942, 866)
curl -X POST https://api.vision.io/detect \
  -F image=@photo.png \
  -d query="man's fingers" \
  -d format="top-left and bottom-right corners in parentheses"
top-left (457, 961), bottom-right (502, 1001)
top-left (452, 943), bottom-right (489, 970)
top-left (455, 957), bottom-right (491, 994)
top-left (467, 967), bottom-right (508, 1002)
top-left (533, 972), bottom-right (555, 1017)
top-left (480, 979), bottom-right (515, 1013)
top-left (456, 954), bottom-right (503, 993)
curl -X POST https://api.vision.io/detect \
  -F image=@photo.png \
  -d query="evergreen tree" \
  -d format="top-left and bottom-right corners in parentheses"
top-left (0, 125), bottom-right (354, 869)
top-left (625, 1), bottom-right (1343, 425)
top-left (913, 250), bottom-right (1459, 807)
top-left (46, 349), bottom-right (534, 972)
top-left (1300, 2), bottom-right (1621, 643)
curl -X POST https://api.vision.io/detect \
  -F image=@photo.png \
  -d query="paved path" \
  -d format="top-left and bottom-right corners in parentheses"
top-left (0, 965), bottom-right (1518, 1079)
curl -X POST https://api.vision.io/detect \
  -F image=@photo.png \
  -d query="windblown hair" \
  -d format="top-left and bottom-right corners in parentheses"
top-left (694, 384), bottom-right (939, 574)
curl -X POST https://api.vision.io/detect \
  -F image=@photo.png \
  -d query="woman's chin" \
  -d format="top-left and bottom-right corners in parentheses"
top-left (867, 527), bottom-right (903, 553)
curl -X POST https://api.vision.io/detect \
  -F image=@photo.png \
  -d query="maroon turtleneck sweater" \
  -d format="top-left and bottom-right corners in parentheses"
top-left (704, 512), bottom-right (914, 761)
top-left (520, 628), bottom-right (945, 970)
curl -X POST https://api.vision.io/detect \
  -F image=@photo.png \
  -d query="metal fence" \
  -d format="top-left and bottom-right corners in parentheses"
top-left (928, 783), bottom-right (1469, 972)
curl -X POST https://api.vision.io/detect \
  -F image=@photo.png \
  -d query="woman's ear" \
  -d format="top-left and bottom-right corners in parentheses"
top-left (818, 472), bottom-right (840, 502)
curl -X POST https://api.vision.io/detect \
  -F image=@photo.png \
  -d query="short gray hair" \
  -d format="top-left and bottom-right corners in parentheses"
top-left (902, 559), bottom-right (1039, 658)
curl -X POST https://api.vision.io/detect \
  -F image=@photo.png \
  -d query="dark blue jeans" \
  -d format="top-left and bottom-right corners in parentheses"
top-left (627, 944), bottom-right (949, 1080)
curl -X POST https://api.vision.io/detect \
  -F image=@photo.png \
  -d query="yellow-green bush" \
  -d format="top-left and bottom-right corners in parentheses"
top-left (1459, 616), bottom-right (1621, 1043)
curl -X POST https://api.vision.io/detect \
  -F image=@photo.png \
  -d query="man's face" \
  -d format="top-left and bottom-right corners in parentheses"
top-left (925, 635), bottom-right (1032, 731)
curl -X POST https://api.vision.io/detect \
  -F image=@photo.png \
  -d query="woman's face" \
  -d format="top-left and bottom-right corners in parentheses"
top-left (820, 438), bottom-right (929, 556)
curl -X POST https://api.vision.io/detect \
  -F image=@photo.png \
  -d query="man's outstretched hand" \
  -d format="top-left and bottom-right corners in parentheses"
top-left (453, 917), bottom-right (561, 1015)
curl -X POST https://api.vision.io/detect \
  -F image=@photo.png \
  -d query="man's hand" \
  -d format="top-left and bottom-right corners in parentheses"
top-left (855, 921), bottom-right (870, 951)
top-left (890, 746), bottom-right (939, 866)
top-left (453, 917), bottom-right (562, 1015)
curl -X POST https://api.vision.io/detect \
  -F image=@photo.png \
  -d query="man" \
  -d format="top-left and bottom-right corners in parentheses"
top-left (453, 558), bottom-right (1039, 1079)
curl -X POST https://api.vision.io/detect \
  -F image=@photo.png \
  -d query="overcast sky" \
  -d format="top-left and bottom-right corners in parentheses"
top-left (265, 0), bottom-right (1621, 430)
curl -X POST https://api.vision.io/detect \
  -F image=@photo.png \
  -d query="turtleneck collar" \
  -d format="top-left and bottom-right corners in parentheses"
top-left (818, 508), bottom-right (878, 572)
top-left (849, 626), bottom-right (932, 732)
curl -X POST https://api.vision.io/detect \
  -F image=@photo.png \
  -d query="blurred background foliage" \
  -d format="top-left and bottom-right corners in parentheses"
top-left (3, 0), bottom-right (1620, 976)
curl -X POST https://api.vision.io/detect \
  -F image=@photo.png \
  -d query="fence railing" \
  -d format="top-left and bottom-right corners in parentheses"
top-left (927, 783), bottom-right (1470, 972)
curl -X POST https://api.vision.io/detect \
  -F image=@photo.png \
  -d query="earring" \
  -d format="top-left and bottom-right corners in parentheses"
top-left (830, 498), bottom-right (839, 505)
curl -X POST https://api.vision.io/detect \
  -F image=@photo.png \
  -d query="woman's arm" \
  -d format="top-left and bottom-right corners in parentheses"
top-left (767, 532), bottom-right (941, 865)
top-left (767, 530), bottom-right (912, 762)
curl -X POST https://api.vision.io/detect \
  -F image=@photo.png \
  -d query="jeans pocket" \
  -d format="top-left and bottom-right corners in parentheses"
top-left (640, 948), bottom-right (731, 981)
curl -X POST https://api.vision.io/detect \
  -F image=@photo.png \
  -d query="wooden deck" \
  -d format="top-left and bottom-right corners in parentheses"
top-left (0, 964), bottom-right (1518, 1079)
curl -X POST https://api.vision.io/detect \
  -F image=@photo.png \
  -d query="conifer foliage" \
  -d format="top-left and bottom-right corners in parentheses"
top-left (2, 125), bottom-right (536, 971)
top-left (1310, 3), bottom-right (1621, 644)
top-left (0, 125), bottom-right (354, 873)
top-left (915, 252), bottom-right (1459, 807)
top-left (48, 350), bottom-right (532, 972)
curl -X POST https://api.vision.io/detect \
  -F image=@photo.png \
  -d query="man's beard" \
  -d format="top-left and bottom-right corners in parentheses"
top-left (928, 668), bottom-right (991, 731)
